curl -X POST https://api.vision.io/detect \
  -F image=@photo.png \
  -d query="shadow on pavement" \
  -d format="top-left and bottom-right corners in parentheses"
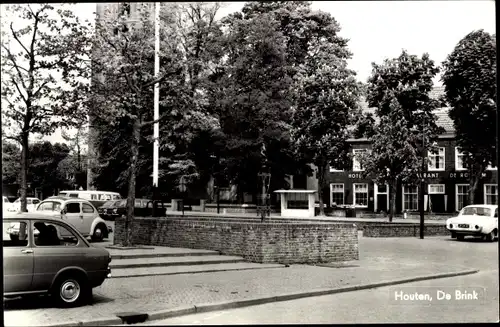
top-left (443, 237), bottom-right (497, 243)
top-left (3, 293), bottom-right (114, 310)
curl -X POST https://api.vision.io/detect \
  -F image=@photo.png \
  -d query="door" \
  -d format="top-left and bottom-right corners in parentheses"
top-left (31, 220), bottom-right (85, 291)
top-left (62, 202), bottom-right (83, 235)
top-left (3, 220), bottom-right (34, 293)
top-left (81, 202), bottom-right (96, 235)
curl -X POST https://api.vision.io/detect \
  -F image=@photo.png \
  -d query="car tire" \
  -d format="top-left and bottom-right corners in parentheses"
top-left (91, 224), bottom-right (106, 242)
top-left (456, 235), bottom-right (464, 241)
top-left (451, 232), bottom-right (456, 238)
top-left (52, 275), bottom-right (90, 308)
top-left (485, 230), bottom-right (496, 242)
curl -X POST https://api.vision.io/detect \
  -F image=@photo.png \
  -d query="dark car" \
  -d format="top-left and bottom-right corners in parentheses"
top-left (3, 212), bottom-right (112, 307)
top-left (104, 198), bottom-right (152, 220)
top-left (98, 200), bottom-right (122, 220)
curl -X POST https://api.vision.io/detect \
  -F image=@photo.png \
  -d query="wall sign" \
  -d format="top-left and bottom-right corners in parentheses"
top-left (449, 172), bottom-right (487, 179)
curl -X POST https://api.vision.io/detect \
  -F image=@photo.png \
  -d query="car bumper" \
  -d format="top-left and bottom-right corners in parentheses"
top-left (448, 229), bottom-right (485, 236)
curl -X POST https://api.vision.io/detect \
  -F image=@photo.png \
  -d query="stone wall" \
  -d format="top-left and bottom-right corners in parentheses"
top-left (114, 217), bottom-right (359, 264)
top-left (362, 224), bottom-right (449, 237)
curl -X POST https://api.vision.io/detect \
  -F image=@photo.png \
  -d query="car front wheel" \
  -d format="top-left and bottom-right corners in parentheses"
top-left (485, 230), bottom-right (496, 242)
top-left (91, 224), bottom-right (106, 242)
top-left (52, 275), bottom-right (91, 307)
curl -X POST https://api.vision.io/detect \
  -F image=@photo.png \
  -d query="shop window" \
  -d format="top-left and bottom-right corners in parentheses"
top-left (484, 184), bottom-right (498, 205)
top-left (353, 183), bottom-right (368, 207)
top-left (330, 183), bottom-right (344, 206)
top-left (428, 184), bottom-right (445, 194)
top-left (287, 193), bottom-right (309, 209)
top-left (456, 184), bottom-right (469, 211)
top-left (403, 185), bottom-right (418, 211)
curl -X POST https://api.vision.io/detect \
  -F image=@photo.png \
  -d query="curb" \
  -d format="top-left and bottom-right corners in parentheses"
top-left (42, 269), bottom-right (478, 327)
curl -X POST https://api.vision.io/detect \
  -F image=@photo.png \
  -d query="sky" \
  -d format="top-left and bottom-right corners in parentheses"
top-left (5, 1), bottom-right (496, 145)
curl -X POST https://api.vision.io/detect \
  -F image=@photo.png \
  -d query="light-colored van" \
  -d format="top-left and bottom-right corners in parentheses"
top-left (58, 190), bottom-right (122, 209)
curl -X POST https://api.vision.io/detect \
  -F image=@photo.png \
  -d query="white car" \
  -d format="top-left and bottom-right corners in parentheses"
top-left (8, 197), bottom-right (41, 212)
top-left (3, 196), bottom-right (12, 214)
top-left (34, 196), bottom-right (112, 242)
top-left (446, 204), bottom-right (498, 242)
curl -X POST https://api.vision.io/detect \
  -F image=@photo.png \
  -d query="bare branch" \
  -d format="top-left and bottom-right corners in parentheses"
top-left (10, 77), bottom-right (28, 105)
top-left (1, 43), bottom-right (29, 93)
top-left (9, 22), bottom-right (31, 56)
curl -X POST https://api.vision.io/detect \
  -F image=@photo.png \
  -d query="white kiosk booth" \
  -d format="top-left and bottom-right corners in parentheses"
top-left (274, 189), bottom-right (317, 218)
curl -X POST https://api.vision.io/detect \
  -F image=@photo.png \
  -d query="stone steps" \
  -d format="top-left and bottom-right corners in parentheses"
top-left (109, 255), bottom-right (246, 269)
top-left (110, 262), bottom-right (285, 278)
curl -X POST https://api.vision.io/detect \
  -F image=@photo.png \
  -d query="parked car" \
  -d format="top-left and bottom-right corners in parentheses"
top-left (446, 204), bottom-right (498, 241)
top-left (8, 197), bottom-right (41, 213)
top-left (104, 198), bottom-right (153, 220)
top-left (34, 196), bottom-right (112, 242)
top-left (97, 200), bottom-right (122, 220)
top-left (3, 196), bottom-right (12, 214)
top-left (3, 212), bottom-right (112, 307)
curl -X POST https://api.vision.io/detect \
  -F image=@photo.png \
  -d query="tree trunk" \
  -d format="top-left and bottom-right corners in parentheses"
top-left (389, 181), bottom-right (397, 222)
top-left (123, 118), bottom-right (140, 247)
top-left (20, 132), bottom-right (29, 213)
top-left (468, 166), bottom-right (482, 205)
top-left (317, 163), bottom-right (326, 216)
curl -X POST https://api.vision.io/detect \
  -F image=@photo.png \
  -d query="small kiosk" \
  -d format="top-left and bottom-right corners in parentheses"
top-left (274, 189), bottom-right (317, 218)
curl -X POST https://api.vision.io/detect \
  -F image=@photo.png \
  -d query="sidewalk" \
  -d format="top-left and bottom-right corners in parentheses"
top-left (4, 242), bottom-right (475, 327)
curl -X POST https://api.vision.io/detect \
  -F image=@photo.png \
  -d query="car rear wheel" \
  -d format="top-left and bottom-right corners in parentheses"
top-left (52, 275), bottom-right (90, 307)
top-left (91, 224), bottom-right (106, 242)
top-left (456, 234), bottom-right (465, 241)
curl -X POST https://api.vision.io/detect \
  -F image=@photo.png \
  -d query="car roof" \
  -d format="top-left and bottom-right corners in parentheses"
top-left (463, 204), bottom-right (498, 209)
top-left (43, 196), bottom-right (92, 203)
top-left (2, 212), bottom-right (62, 221)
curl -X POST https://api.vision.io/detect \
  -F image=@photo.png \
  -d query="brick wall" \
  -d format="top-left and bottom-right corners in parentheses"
top-left (114, 217), bottom-right (359, 264)
top-left (363, 224), bottom-right (449, 237)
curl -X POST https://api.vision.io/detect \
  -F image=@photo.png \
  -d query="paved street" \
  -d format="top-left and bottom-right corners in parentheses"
top-left (3, 232), bottom-right (497, 326)
top-left (138, 269), bottom-right (498, 324)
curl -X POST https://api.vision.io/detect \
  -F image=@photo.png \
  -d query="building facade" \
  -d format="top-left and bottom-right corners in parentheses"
top-left (324, 105), bottom-right (498, 214)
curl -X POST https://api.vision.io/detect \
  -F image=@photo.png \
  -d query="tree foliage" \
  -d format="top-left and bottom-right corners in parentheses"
top-left (359, 50), bottom-right (443, 220)
top-left (441, 30), bottom-right (497, 204)
top-left (1, 3), bottom-right (92, 211)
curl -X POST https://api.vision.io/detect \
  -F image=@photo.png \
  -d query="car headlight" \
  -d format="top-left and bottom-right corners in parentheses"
top-left (475, 225), bottom-right (480, 229)
top-left (449, 224), bottom-right (453, 228)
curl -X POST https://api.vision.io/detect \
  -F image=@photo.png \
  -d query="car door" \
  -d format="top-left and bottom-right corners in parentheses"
top-left (81, 202), bottom-right (97, 235)
top-left (30, 220), bottom-right (87, 291)
top-left (62, 202), bottom-right (83, 235)
top-left (3, 219), bottom-right (34, 293)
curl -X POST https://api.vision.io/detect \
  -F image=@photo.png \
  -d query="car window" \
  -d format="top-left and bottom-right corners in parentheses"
top-left (14, 198), bottom-right (20, 203)
top-left (65, 202), bottom-right (80, 213)
top-left (27, 199), bottom-right (32, 204)
top-left (113, 195), bottom-right (120, 200)
top-left (38, 201), bottom-right (61, 211)
top-left (3, 221), bottom-right (29, 247)
top-left (69, 193), bottom-right (78, 198)
top-left (33, 221), bottom-right (79, 247)
top-left (3, 197), bottom-right (9, 203)
top-left (461, 207), bottom-right (491, 216)
top-left (495, 209), bottom-right (498, 218)
top-left (82, 203), bottom-right (94, 213)
top-left (33, 199), bottom-right (40, 205)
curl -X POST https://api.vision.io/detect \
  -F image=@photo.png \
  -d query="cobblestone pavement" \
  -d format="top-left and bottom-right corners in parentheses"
top-left (4, 235), bottom-right (493, 327)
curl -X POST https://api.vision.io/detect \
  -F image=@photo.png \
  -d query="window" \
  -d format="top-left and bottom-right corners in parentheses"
top-left (32, 199), bottom-right (40, 205)
top-left (33, 221), bottom-right (79, 246)
top-left (3, 197), bottom-right (9, 203)
top-left (353, 149), bottom-right (367, 171)
top-left (3, 221), bottom-right (29, 247)
top-left (456, 184), bottom-right (469, 212)
top-left (82, 203), bottom-right (94, 213)
top-left (428, 184), bottom-right (445, 194)
top-left (65, 203), bottom-right (80, 213)
top-left (455, 148), bottom-right (467, 170)
top-left (484, 184), bottom-right (498, 205)
top-left (495, 208), bottom-right (498, 218)
top-left (329, 166), bottom-right (343, 172)
top-left (377, 184), bottom-right (388, 194)
top-left (113, 195), bottom-right (120, 200)
top-left (286, 193), bottom-right (309, 209)
top-left (91, 194), bottom-right (97, 200)
top-left (38, 201), bottom-right (61, 211)
top-left (68, 193), bottom-right (78, 198)
top-left (403, 185), bottom-right (418, 211)
top-left (330, 184), bottom-right (344, 206)
top-left (428, 147), bottom-right (445, 171)
top-left (353, 183), bottom-right (368, 207)
top-left (461, 206), bottom-right (492, 217)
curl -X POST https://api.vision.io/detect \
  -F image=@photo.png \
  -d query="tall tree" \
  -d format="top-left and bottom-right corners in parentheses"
top-left (441, 30), bottom-right (497, 204)
top-left (360, 51), bottom-right (443, 221)
top-left (1, 4), bottom-right (92, 211)
top-left (92, 3), bottom-right (186, 246)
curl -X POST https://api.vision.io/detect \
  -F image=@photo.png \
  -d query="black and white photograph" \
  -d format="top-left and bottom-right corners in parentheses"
top-left (1, 1), bottom-right (498, 325)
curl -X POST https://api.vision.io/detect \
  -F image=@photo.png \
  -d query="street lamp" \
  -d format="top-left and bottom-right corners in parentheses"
top-left (210, 154), bottom-right (221, 214)
top-left (257, 143), bottom-right (271, 222)
top-left (415, 110), bottom-right (426, 239)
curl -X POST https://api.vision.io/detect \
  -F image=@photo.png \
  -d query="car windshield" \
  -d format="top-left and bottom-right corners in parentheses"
top-left (460, 207), bottom-right (492, 217)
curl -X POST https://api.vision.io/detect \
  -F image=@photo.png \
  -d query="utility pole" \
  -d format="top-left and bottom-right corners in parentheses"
top-left (420, 114), bottom-right (426, 239)
top-left (152, 2), bottom-right (160, 215)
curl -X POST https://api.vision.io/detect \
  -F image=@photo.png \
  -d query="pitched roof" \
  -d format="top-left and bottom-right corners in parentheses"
top-left (357, 86), bottom-right (454, 134)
